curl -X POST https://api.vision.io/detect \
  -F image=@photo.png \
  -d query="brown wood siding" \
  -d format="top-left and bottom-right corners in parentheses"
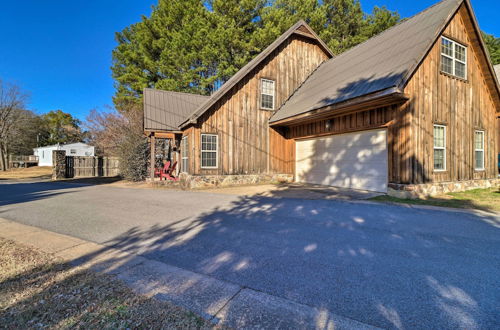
top-left (403, 5), bottom-right (498, 183)
top-left (189, 35), bottom-right (329, 175)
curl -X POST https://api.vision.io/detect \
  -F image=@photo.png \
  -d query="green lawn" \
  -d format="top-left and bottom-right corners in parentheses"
top-left (370, 187), bottom-right (500, 212)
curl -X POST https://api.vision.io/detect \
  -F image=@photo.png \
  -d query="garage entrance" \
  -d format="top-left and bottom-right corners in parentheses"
top-left (295, 129), bottom-right (388, 192)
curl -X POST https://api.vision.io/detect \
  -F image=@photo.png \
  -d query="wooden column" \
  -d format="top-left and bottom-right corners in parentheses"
top-left (150, 134), bottom-right (156, 179)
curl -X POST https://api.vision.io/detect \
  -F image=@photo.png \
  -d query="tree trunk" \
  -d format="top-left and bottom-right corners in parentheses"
top-left (0, 143), bottom-right (6, 171)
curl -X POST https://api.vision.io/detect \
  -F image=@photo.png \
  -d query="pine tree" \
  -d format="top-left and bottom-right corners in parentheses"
top-left (112, 0), bottom-right (212, 112)
top-left (110, 0), bottom-right (400, 110)
top-left (482, 32), bottom-right (500, 65)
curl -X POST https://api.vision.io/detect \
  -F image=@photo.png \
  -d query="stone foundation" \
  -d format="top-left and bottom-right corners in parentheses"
top-left (388, 178), bottom-right (500, 199)
top-left (149, 173), bottom-right (294, 189)
top-left (182, 173), bottom-right (294, 189)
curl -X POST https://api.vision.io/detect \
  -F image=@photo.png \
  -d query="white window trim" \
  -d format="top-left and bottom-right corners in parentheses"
top-left (260, 78), bottom-right (275, 110)
top-left (181, 136), bottom-right (189, 173)
top-left (474, 130), bottom-right (485, 171)
top-left (200, 133), bottom-right (218, 169)
top-left (441, 36), bottom-right (467, 80)
top-left (433, 124), bottom-right (447, 172)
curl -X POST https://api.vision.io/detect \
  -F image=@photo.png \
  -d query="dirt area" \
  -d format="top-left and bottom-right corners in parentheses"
top-left (0, 167), bottom-right (52, 180)
top-left (0, 238), bottom-right (215, 329)
top-left (371, 187), bottom-right (500, 212)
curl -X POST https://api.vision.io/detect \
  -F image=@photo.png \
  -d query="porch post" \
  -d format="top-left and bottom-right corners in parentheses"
top-left (150, 133), bottom-right (156, 179)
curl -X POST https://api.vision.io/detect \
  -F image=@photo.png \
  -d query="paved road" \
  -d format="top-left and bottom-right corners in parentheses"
top-left (1, 181), bottom-right (499, 329)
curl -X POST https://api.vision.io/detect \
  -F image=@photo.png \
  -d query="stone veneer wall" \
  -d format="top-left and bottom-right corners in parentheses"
top-left (52, 150), bottom-right (66, 180)
top-left (148, 173), bottom-right (294, 189)
top-left (388, 178), bottom-right (500, 199)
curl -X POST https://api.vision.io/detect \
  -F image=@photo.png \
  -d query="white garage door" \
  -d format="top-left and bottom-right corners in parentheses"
top-left (295, 129), bottom-right (388, 192)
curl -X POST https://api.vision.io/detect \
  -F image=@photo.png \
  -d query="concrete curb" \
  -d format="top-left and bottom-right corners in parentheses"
top-left (0, 218), bottom-right (379, 329)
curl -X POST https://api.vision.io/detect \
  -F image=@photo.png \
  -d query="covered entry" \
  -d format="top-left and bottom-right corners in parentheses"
top-left (295, 129), bottom-right (388, 192)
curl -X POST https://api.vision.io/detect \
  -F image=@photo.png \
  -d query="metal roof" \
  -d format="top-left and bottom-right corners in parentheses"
top-left (179, 20), bottom-right (333, 128)
top-left (270, 0), bottom-right (463, 123)
top-left (143, 88), bottom-right (210, 131)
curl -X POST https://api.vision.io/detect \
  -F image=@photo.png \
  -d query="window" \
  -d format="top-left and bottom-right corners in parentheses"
top-left (201, 134), bottom-right (218, 168)
top-left (433, 125), bottom-right (446, 171)
top-left (70, 149), bottom-right (77, 154)
top-left (260, 79), bottom-right (275, 110)
top-left (474, 130), bottom-right (485, 170)
top-left (441, 37), bottom-right (467, 79)
top-left (181, 136), bottom-right (189, 173)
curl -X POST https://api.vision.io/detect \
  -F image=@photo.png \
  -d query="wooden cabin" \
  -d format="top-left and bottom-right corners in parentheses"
top-left (144, 0), bottom-right (500, 197)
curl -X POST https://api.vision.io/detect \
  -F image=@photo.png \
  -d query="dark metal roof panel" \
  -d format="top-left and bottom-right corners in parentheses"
top-left (143, 88), bottom-right (210, 131)
top-left (270, 0), bottom-right (463, 123)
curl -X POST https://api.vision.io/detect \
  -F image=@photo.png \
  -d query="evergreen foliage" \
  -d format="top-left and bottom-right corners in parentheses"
top-left (482, 32), bottom-right (500, 65)
top-left (111, 0), bottom-right (401, 111)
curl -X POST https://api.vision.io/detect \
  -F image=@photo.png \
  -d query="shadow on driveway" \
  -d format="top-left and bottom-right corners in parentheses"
top-left (1, 182), bottom-right (499, 329)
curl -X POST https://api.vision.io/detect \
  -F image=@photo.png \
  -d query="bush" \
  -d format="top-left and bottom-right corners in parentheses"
top-left (86, 106), bottom-right (149, 181)
top-left (118, 131), bottom-right (149, 181)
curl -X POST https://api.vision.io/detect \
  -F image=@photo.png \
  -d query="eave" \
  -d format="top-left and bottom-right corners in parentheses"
top-left (269, 87), bottom-right (409, 127)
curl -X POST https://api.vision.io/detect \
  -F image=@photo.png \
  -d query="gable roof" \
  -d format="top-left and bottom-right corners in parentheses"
top-left (144, 88), bottom-right (210, 131)
top-left (179, 20), bottom-right (333, 129)
top-left (270, 0), bottom-right (467, 123)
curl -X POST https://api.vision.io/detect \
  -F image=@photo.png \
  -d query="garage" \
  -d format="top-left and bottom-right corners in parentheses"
top-left (295, 129), bottom-right (388, 192)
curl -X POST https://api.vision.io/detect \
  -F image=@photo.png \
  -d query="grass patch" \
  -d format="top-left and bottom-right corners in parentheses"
top-left (0, 238), bottom-right (215, 329)
top-left (370, 187), bottom-right (500, 212)
top-left (0, 167), bottom-right (52, 180)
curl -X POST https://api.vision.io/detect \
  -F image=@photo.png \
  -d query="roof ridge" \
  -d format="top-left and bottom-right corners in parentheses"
top-left (327, 0), bottom-right (461, 63)
top-left (144, 88), bottom-right (210, 98)
top-left (179, 19), bottom-right (334, 128)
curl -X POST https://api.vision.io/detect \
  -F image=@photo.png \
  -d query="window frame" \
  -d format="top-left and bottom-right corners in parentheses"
top-left (440, 36), bottom-right (467, 80)
top-left (260, 78), bottom-right (275, 110)
top-left (70, 149), bottom-right (77, 154)
top-left (181, 136), bottom-right (189, 173)
top-left (474, 130), bottom-right (485, 171)
top-left (200, 133), bottom-right (218, 169)
top-left (433, 124), bottom-right (447, 172)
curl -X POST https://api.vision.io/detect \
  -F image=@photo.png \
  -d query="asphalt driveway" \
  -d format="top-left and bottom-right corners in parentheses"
top-left (0, 180), bottom-right (499, 329)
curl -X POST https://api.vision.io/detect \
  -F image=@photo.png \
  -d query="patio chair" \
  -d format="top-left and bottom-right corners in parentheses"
top-left (155, 161), bottom-right (170, 178)
top-left (160, 161), bottom-right (179, 181)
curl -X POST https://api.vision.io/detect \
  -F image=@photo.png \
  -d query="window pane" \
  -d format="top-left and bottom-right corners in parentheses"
top-left (455, 44), bottom-right (466, 62)
top-left (434, 149), bottom-right (445, 170)
top-left (262, 94), bottom-right (273, 109)
top-left (474, 131), bottom-right (484, 149)
top-left (455, 61), bottom-right (466, 79)
top-left (475, 151), bottom-right (484, 169)
top-left (441, 38), bottom-right (453, 56)
top-left (434, 126), bottom-right (445, 148)
top-left (441, 56), bottom-right (453, 75)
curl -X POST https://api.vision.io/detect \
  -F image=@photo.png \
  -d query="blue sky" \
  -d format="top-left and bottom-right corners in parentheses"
top-left (1, 1), bottom-right (498, 121)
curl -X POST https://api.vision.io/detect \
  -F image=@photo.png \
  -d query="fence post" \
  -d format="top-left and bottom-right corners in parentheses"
top-left (52, 150), bottom-right (66, 180)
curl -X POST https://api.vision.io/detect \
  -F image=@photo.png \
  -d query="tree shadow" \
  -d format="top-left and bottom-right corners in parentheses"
top-left (1, 189), bottom-right (499, 328)
top-left (0, 178), bottom-right (120, 207)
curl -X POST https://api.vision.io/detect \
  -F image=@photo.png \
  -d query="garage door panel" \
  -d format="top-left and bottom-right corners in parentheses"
top-left (296, 129), bottom-right (388, 192)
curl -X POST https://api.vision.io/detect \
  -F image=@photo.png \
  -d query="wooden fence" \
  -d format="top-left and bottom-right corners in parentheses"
top-left (65, 156), bottom-right (120, 178)
top-left (9, 155), bottom-right (39, 168)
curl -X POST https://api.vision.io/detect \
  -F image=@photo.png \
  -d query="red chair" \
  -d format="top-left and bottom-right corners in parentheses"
top-left (160, 161), bottom-right (179, 181)
top-left (155, 161), bottom-right (170, 178)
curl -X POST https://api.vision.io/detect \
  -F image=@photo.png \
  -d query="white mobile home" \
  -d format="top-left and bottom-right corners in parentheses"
top-left (33, 143), bottom-right (95, 166)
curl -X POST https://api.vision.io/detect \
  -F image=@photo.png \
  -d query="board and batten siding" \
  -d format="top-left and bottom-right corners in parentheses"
top-left (402, 4), bottom-right (498, 184)
top-left (184, 34), bottom-right (330, 175)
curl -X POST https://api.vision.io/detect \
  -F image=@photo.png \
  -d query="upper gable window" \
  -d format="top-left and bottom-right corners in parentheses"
top-left (261, 79), bottom-right (275, 110)
top-left (441, 37), bottom-right (467, 79)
